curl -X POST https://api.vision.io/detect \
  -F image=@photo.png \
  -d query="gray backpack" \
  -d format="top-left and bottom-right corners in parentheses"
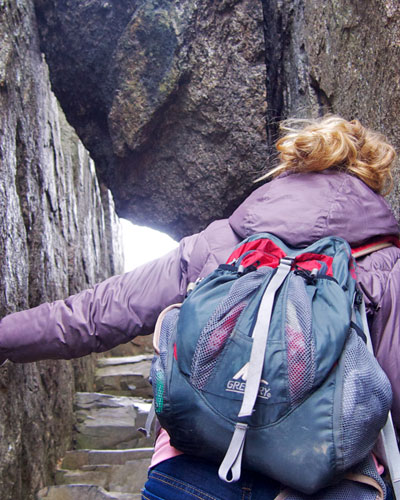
top-left (149, 233), bottom-right (399, 497)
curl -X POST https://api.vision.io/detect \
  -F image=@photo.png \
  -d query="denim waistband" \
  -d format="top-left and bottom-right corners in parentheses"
top-left (142, 455), bottom-right (281, 500)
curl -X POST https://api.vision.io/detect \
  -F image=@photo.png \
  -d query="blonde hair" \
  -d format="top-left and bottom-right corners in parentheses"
top-left (257, 115), bottom-right (396, 195)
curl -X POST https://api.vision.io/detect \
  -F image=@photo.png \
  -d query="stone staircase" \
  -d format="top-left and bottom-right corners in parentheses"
top-left (37, 346), bottom-right (154, 500)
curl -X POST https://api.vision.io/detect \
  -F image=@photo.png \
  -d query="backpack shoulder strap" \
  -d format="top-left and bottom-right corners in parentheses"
top-left (351, 235), bottom-right (400, 259)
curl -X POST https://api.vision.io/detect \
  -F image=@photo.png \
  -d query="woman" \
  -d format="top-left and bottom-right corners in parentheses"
top-left (0, 116), bottom-right (399, 499)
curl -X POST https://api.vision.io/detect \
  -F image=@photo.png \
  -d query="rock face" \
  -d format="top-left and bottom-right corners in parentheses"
top-left (261, 0), bottom-right (400, 219)
top-left (0, 1), bottom-right (123, 499)
top-left (34, 0), bottom-right (400, 237)
top-left (34, 0), bottom-right (269, 238)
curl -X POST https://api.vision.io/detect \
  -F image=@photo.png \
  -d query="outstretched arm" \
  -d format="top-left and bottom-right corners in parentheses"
top-left (0, 232), bottom-right (202, 364)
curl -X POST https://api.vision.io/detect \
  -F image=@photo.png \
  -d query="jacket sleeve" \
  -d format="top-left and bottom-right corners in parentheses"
top-left (358, 249), bottom-right (400, 430)
top-left (0, 232), bottom-right (204, 364)
top-left (369, 257), bottom-right (400, 429)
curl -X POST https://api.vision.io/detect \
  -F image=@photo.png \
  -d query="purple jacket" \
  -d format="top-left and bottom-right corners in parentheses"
top-left (1, 172), bottom-right (399, 425)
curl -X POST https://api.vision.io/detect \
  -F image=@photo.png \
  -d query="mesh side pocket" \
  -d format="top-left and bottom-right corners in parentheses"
top-left (285, 273), bottom-right (314, 407)
top-left (190, 268), bottom-right (271, 390)
top-left (340, 329), bottom-right (392, 470)
top-left (151, 308), bottom-right (180, 413)
top-left (152, 357), bottom-right (165, 413)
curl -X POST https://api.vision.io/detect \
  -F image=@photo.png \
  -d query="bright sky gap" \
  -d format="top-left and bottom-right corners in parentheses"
top-left (120, 219), bottom-right (179, 272)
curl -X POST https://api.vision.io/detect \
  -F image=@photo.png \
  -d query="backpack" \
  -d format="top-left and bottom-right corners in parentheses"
top-left (149, 233), bottom-right (396, 495)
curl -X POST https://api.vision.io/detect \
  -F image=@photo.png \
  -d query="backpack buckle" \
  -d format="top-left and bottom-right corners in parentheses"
top-left (280, 257), bottom-right (294, 268)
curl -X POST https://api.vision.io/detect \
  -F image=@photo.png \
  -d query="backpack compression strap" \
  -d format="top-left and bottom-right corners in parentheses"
top-left (218, 257), bottom-right (293, 483)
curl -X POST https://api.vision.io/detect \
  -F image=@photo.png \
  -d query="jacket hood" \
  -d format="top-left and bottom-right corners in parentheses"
top-left (229, 172), bottom-right (399, 247)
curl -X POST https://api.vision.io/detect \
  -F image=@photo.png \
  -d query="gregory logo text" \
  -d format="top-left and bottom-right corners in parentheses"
top-left (226, 362), bottom-right (271, 400)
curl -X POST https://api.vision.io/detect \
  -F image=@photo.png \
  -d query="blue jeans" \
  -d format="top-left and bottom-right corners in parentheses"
top-left (141, 455), bottom-right (281, 500)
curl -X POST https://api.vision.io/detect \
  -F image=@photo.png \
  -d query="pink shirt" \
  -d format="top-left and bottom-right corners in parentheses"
top-left (150, 428), bottom-right (183, 468)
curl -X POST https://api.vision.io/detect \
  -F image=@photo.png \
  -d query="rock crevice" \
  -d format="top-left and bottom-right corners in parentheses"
top-left (0, 1), bottom-right (123, 499)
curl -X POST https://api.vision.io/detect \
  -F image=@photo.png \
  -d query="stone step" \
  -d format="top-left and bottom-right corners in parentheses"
top-left (55, 458), bottom-right (150, 494)
top-left (61, 448), bottom-right (154, 469)
top-left (105, 336), bottom-right (154, 358)
top-left (37, 484), bottom-right (141, 499)
top-left (74, 392), bottom-right (153, 450)
top-left (97, 355), bottom-right (153, 367)
top-left (95, 356), bottom-right (153, 398)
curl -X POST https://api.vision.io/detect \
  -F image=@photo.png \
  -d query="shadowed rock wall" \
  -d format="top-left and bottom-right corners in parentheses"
top-left (34, 0), bottom-right (400, 237)
top-left (34, 0), bottom-right (268, 239)
top-left (0, 1), bottom-right (123, 499)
